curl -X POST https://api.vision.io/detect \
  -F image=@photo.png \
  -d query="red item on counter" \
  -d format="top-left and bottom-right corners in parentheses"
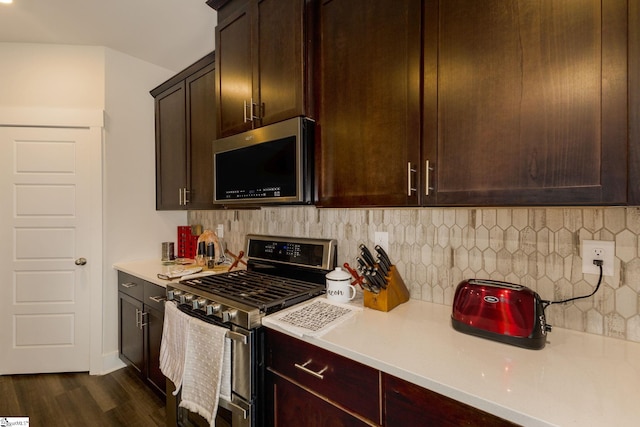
top-left (177, 226), bottom-right (199, 259)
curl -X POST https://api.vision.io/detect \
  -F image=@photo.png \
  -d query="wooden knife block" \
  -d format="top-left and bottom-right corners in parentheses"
top-left (363, 266), bottom-right (410, 312)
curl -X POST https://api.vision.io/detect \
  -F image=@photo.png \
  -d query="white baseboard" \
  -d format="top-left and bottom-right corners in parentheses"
top-left (93, 351), bottom-right (126, 375)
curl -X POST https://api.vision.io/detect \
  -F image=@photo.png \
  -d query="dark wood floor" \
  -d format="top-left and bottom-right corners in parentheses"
top-left (0, 367), bottom-right (166, 427)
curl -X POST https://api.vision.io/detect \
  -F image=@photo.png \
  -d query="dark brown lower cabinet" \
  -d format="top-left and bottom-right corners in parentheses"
top-left (118, 272), bottom-right (166, 397)
top-left (265, 329), bottom-right (380, 426)
top-left (145, 304), bottom-right (165, 394)
top-left (382, 373), bottom-right (519, 427)
top-left (265, 328), bottom-right (519, 427)
top-left (270, 374), bottom-right (371, 427)
top-left (119, 292), bottom-right (144, 373)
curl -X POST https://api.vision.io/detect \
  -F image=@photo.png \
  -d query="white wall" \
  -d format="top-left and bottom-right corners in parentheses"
top-left (103, 48), bottom-right (186, 367)
top-left (0, 42), bottom-right (187, 372)
top-left (0, 43), bottom-right (105, 107)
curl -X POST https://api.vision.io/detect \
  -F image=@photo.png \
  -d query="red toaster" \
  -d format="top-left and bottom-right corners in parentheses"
top-left (451, 279), bottom-right (551, 350)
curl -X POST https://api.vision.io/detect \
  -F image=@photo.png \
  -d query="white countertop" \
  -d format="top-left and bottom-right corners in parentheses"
top-left (114, 259), bottom-right (176, 287)
top-left (113, 259), bottom-right (239, 287)
top-left (263, 297), bottom-right (640, 427)
top-left (113, 260), bottom-right (640, 426)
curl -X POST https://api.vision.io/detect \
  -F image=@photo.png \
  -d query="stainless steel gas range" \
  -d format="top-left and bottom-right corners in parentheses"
top-left (165, 234), bottom-right (337, 427)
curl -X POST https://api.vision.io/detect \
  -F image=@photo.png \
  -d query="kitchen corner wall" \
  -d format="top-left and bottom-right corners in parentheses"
top-left (190, 206), bottom-right (640, 343)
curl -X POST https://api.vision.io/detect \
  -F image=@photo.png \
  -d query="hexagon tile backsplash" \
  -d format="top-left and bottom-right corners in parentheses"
top-left (190, 206), bottom-right (640, 343)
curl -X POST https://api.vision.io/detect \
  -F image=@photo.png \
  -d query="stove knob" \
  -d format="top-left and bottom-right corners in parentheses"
top-left (193, 298), bottom-right (207, 310)
top-left (167, 290), bottom-right (182, 301)
top-left (222, 309), bottom-right (237, 323)
top-left (206, 303), bottom-right (222, 316)
top-left (180, 293), bottom-right (194, 304)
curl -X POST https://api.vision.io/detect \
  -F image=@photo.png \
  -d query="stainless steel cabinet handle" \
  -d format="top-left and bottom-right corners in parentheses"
top-left (148, 295), bottom-right (166, 303)
top-left (294, 359), bottom-right (328, 380)
top-left (407, 162), bottom-right (417, 196)
top-left (140, 311), bottom-right (148, 328)
top-left (425, 160), bottom-right (434, 196)
top-left (243, 99), bottom-right (260, 123)
top-left (121, 282), bottom-right (137, 288)
top-left (135, 308), bottom-right (141, 328)
top-left (178, 187), bottom-right (189, 205)
top-left (250, 98), bottom-right (259, 121)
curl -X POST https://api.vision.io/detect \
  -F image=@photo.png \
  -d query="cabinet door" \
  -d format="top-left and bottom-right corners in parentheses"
top-left (269, 374), bottom-right (371, 427)
top-left (257, 0), bottom-right (308, 127)
top-left (423, 0), bottom-right (627, 206)
top-left (266, 329), bottom-right (379, 423)
top-left (383, 373), bottom-right (518, 427)
top-left (118, 292), bottom-right (144, 374)
top-left (216, 3), bottom-right (254, 137)
top-left (317, 0), bottom-right (422, 207)
top-left (629, 1), bottom-right (640, 204)
top-left (155, 82), bottom-right (187, 210)
top-left (145, 305), bottom-right (165, 396)
top-left (186, 62), bottom-right (216, 209)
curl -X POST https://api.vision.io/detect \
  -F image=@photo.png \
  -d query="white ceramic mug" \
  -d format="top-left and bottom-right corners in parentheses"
top-left (326, 267), bottom-right (357, 303)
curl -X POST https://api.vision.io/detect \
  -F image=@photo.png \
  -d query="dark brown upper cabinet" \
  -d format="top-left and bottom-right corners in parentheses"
top-left (213, 0), bottom-right (314, 138)
top-left (316, 0), bottom-right (422, 207)
top-left (629, 1), bottom-right (639, 205)
top-left (316, 0), bottom-right (630, 208)
top-left (151, 53), bottom-right (216, 210)
top-left (423, 0), bottom-right (628, 206)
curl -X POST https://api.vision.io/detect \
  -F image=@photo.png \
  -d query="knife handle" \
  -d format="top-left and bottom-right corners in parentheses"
top-left (360, 246), bottom-right (377, 267)
top-left (364, 271), bottom-right (380, 293)
top-left (376, 256), bottom-right (390, 276)
top-left (356, 256), bottom-right (366, 267)
top-left (375, 244), bottom-right (392, 267)
top-left (370, 270), bottom-right (387, 289)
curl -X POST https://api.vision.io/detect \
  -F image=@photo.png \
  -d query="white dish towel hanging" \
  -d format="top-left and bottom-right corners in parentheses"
top-left (179, 316), bottom-right (229, 426)
top-left (159, 301), bottom-right (190, 394)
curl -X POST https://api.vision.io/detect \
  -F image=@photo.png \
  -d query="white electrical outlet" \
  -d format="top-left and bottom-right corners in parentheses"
top-left (374, 231), bottom-right (389, 252)
top-left (216, 224), bottom-right (224, 238)
top-left (581, 240), bottom-right (615, 276)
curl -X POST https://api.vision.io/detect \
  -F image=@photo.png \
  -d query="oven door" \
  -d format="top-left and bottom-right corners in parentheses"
top-left (166, 305), bottom-right (258, 427)
top-left (168, 380), bottom-right (246, 427)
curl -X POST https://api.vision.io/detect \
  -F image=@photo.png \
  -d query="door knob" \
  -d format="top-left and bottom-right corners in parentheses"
top-left (75, 257), bottom-right (87, 266)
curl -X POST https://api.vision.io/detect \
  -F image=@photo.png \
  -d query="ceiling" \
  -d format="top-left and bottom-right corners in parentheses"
top-left (0, 0), bottom-right (217, 72)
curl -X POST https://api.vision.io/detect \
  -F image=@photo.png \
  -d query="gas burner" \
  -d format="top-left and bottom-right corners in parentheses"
top-left (167, 235), bottom-right (337, 330)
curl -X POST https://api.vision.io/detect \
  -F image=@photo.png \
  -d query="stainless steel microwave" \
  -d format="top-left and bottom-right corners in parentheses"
top-left (212, 117), bottom-right (315, 206)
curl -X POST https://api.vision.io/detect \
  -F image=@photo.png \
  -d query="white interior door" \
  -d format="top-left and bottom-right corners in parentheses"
top-left (0, 126), bottom-right (101, 374)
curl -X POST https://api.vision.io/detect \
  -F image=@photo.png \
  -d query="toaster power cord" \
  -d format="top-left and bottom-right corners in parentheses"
top-left (542, 260), bottom-right (603, 309)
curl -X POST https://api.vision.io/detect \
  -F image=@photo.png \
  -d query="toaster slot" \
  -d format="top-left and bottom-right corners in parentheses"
top-left (468, 279), bottom-right (524, 291)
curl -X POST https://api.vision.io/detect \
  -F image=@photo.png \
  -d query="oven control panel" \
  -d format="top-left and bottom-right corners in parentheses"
top-left (246, 234), bottom-right (337, 270)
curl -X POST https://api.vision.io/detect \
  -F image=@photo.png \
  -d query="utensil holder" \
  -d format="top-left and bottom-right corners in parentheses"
top-left (363, 266), bottom-right (410, 312)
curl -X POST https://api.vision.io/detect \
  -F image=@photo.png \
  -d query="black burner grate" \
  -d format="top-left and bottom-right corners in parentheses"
top-left (180, 270), bottom-right (325, 312)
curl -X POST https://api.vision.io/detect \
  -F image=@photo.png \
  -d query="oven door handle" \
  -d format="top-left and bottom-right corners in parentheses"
top-left (226, 330), bottom-right (247, 344)
top-left (219, 396), bottom-right (249, 419)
